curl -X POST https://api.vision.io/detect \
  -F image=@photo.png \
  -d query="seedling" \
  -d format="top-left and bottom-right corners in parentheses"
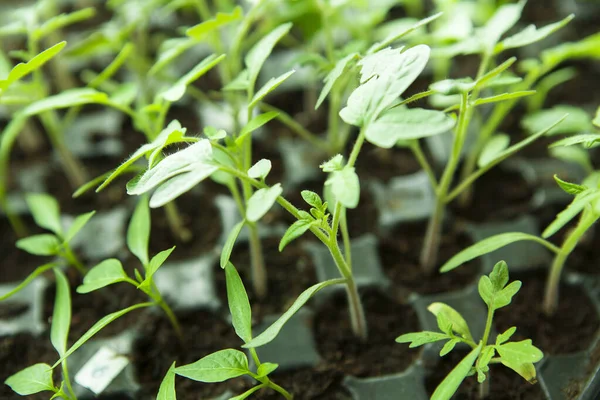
top-left (157, 263), bottom-right (292, 399)
top-left (397, 261), bottom-right (543, 399)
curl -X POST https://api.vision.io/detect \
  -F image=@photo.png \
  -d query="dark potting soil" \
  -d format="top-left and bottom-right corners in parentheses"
top-left (133, 309), bottom-right (245, 400)
top-left (314, 289), bottom-right (420, 378)
top-left (424, 350), bottom-right (545, 400)
top-left (494, 270), bottom-right (599, 355)
top-left (0, 217), bottom-right (49, 284)
top-left (214, 237), bottom-right (318, 321)
top-left (378, 223), bottom-right (481, 294)
top-left (354, 142), bottom-right (422, 183)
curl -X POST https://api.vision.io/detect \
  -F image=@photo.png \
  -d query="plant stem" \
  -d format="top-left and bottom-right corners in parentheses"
top-left (63, 245), bottom-right (87, 275)
top-left (479, 375), bottom-right (490, 399)
top-left (164, 201), bottom-right (192, 242)
top-left (266, 379), bottom-right (293, 400)
top-left (248, 222), bottom-right (267, 298)
top-left (410, 140), bottom-right (437, 189)
top-left (157, 297), bottom-right (184, 342)
top-left (544, 211), bottom-right (598, 315)
top-left (340, 210), bottom-right (352, 268)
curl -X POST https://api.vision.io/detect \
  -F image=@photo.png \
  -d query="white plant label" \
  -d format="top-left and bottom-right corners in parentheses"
top-left (74, 346), bottom-right (129, 394)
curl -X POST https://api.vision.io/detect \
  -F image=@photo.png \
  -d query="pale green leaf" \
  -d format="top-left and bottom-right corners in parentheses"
top-left (4, 364), bottom-right (54, 395)
top-left (0, 42), bottom-right (66, 91)
top-left (128, 196), bottom-right (151, 266)
top-left (496, 327), bottom-right (517, 345)
top-left (427, 302), bottom-right (473, 342)
top-left (325, 167), bottom-right (360, 209)
top-left (225, 263), bottom-right (252, 344)
top-left (279, 219), bottom-right (317, 252)
top-left (315, 53), bottom-right (359, 109)
top-left (320, 154), bottom-right (344, 172)
top-left (160, 54), bottom-right (226, 102)
top-left (16, 234), bottom-right (60, 256)
top-left (496, 15), bottom-right (574, 53)
top-left (77, 259), bottom-right (129, 294)
top-left (246, 184), bottom-right (283, 222)
top-left (522, 105), bottom-right (592, 136)
top-left (473, 91), bottom-right (536, 107)
top-left (431, 344), bottom-right (482, 400)
top-left (478, 134), bottom-right (510, 168)
top-left (550, 146), bottom-right (594, 173)
top-left (395, 331), bottom-right (449, 347)
top-left (249, 70), bottom-right (295, 108)
top-left (26, 193), bottom-right (62, 235)
top-left (256, 363), bottom-right (278, 378)
top-left (497, 340), bottom-right (544, 383)
top-left (440, 338), bottom-right (460, 357)
top-left (475, 58), bottom-right (517, 89)
top-left (476, 346), bottom-right (496, 382)
top-left (245, 23), bottom-right (292, 86)
top-left (34, 8), bottom-right (96, 41)
top-left (186, 6), bottom-right (242, 39)
top-left (243, 278), bottom-right (346, 348)
top-left (430, 78), bottom-right (475, 95)
top-left (175, 349), bottom-right (250, 382)
top-left (138, 247), bottom-right (175, 292)
top-left (51, 269), bottom-right (71, 357)
top-left (238, 112), bottom-right (279, 143)
top-left (247, 159), bottom-right (272, 180)
top-left (489, 260), bottom-right (510, 291)
top-left (553, 175), bottom-right (586, 195)
top-left (22, 88), bottom-right (108, 117)
top-left (368, 12), bottom-right (442, 54)
top-left (549, 134), bottom-right (600, 148)
top-left (64, 211), bottom-right (96, 243)
top-left (228, 384), bottom-right (264, 400)
top-left (542, 189), bottom-right (600, 238)
top-left (301, 190), bottom-right (323, 208)
top-left (0, 263), bottom-right (57, 301)
top-left (157, 362), bottom-right (177, 400)
top-left (479, 276), bottom-right (521, 310)
top-left (479, 0), bottom-right (526, 49)
top-left (221, 220), bottom-right (245, 269)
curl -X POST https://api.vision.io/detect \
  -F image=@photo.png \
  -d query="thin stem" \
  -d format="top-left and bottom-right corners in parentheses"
top-left (266, 379), bottom-right (293, 400)
top-left (164, 201), bottom-right (192, 242)
top-left (410, 140), bottom-right (438, 190)
top-left (340, 210), bottom-right (352, 269)
top-left (62, 245), bottom-right (87, 275)
top-left (157, 297), bottom-right (184, 342)
top-left (347, 127), bottom-right (366, 168)
top-left (481, 307), bottom-right (494, 349)
top-left (61, 360), bottom-right (76, 400)
top-left (479, 375), bottom-right (490, 399)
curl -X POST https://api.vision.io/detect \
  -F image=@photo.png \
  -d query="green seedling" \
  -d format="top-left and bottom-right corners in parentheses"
top-left (76, 196), bottom-right (182, 339)
top-left (157, 263), bottom-right (293, 399)
top-left (397, 261), bottom-right (543, 399)
top-left (441, 108), bottom-right (600, 315)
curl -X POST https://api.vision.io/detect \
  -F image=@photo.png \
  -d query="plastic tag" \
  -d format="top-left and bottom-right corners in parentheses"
top-left (74, 346), bottom-right (129, 394)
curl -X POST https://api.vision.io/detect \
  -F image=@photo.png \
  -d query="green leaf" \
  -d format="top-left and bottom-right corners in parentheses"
top-left (64, 211), bottom-right (96, 243)
top-left (550, 134), bottom-right (600, 148)
top-left (77, 259), bottom-right (129, 294)
top-left (440, 233), bottom-right (556, 273)
top-left (224, 69), bottom-right (249, 91)
top-left (22, 88), bottom-right (108, 117)
top-left (315, 53), bottom-right (359, 109)
top-left (157, 362), bottom-right (177, 400)
top-left (431, 344), bottom-right (482, 400)
top-left (228, 384), bottom-right (265, 400)
top-left (489, 260), bottom-right (510, 291)
top-left (430, 78), bottom-right (475, 95)
top-left (395, 331), bottom-right (449, 347)
top-left (4, 364), bottom-right (54, 395)
top-left (496, 327), bottom-right (517, 345)
top-left (594, 107), bottom-right (600, 128)
top-left (53, 302), bottom-right (152, 368)
top-left (554, 175), bottom-right (586, 195)
top-left (475, 57), bottom-right (517, 89)
top-left (186, 6), bottom-right (242, 39)
top-left (250, 70), bottom-right (295, 108)
top-left (440, 338), bottom-right (460, 357)
top-left (476, 346), bottom-right (496, 383)
top-left (247, 159), bottom-right (272, 180)
top-left (435, 312), bottom-right (454, 336)
top-left (34, 8), bottom-right (96, 41)
top-left (550, 146), bottom-right (594, 173)
top-left (0, 42), bottom-right (66, 91)
top-left (473, 91), bottom-right (536, 107)
top-left (150, 37), bottom-right (197, 76)
top-left (542, 189), bottom-right (600, 238)
top-left (16, 234), bottom-right (60, 256)
top-left (479, 277), bottom-right (521, 310)
top-left (243, 278), bottom-right (346, 348)
top-left (245, 23), bottom-right (293, 86)
top-left (279, 219), bottom-right (318, 252)
top-left (478, 134), bottom-right (510, 168)
top-left (479, 0), bottom-right (526, 50)
top-left (225, 263), bottom-right (252, 344)
top-left (220, 221), bottom-right (245, 269)
top-left (325, 167), bottom-right (360, 209)
top-left (427, 303), bottom-right (473, 342)
top-left (368, 12), bottom-right (443, 54)
top-left (256, 363), bottom-right (278, 378)
top-left (496, 15), bottom-right (574, 53)
top-left (175, 349), bottom-right (250, 382)
top-left (496, 340), bottom-right (544, 383)
top-left (365, 107), bottom-right (455, 148)
top-left (246, 184), bottom-right (283, 222)
top-left (238, 112), bottom-right (279, 143)
top-left (51, 269), bottom-right (71, 357)
top-left (160, 54), bottom-right (226, 102)
top-left (0, 263), bottom-right (57, 301)
top-left (320, 154), bottom-right (344, 172)
top-left (301, 190), bottom-right (323, 208)
top-left (25, 193), bottom-right (62, 236)
top-left (128, 196), bottom-right (151, 266)
top-left (522, 105), bottom-right (592, 136)
top-left (138, 247), bottom-right (176, 292)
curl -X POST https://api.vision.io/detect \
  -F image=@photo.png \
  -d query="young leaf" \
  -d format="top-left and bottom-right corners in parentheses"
top-left (440, 232), bottom-right (557, 272)
top-left (430, 78), bottom-right (475, 95)
top-left (26, 193), bottom-right (62, 236)
top-left (0, 263), bottom-right (57, 301)
top-left (64, 211), bottom-right (96, 243)
top-left (495, 15), bottom-right (574, 53)
top-left (76, 259), bottom-right (130, 294)
top-left (479, 277), bottom-right (521, 310)
top-left (474, 57), bottom-right (517, 89)
top-left (365, 107), bottom-right (455, 148)
top-left (489, 260), bottom-right (510, 291)
top-left (249, 70), bottom-right (295, 108)
top-left (522, 105), bottom-right (592, 136)
top-left (16, 234), bottom-right (60, 256)
top-left (186, 6), bottom-right (242, 39)
top-left (279, 219), bottom-right (318, 252)
top-left (221, 221), bottom-right (245, 269)
top-left (51, 269), bottom-right (71, 357)
top-left (157, 362), bottom-right (177, 400)
top-left (431, 344), bottom-right (482, 400)
top-left (238, 112), bottom-right (279, 143)
top-left (229, 385), bottom-right (265, 400)
top-left (473, 91), bottom-right (536, 107)
top-left (138, 247), bottom-right (176, 292)
top-left (128, 196), bottom-right (151, 266)
top-left (368, 12), bottom-right (442, 54)
top-left (315, 52), bottom-right (359, 109)
top-left (246, 184), bottom-right (283, 222)
top-left (247, 159), bottom-right (272, 180)
top-left (225, 263), bottom-right (252, 343)
top-left (301, 190), bottom-right (323, 208)
top-left (476, 346), bottom-right (496, 382)
top-left (395, 331), bottom-right (449, 347)
top-left (542, 189), bottom-right (600, 238)
top-left (440, 338), bottom-right (460, 357)
top-left (4, 364), bottom-right (54, 395)
top-left (479, 0), bottom-right (526, 50)
top-left (554, 175), bottom-right (586, 195)
top-left (175, 349), bottom-right (250, 382)
top-left (478, 134), bottom-right (510, 168)
top-left (496, 340), bottom-right (543, 383)
top-left (243, 278), bottom-right (346, 348)
top-left (549, 134), bottom-right (600, 149)
top-left (325, 167), bottom-right (360, 209)
top-left (256, 363), bottom-right (278, 378)
top-left (427, 303), bottom-right (473, 342)
top-left (245, 23), bottom-right (293, 87)
top-left (0, 42), bottom-right (66, 91)
top-left (320, 154), bottom-right (344, 172)
top-left (160, 54), bottom-right (226, 102)
top-left (496, 327), bottom-right (517, 345)
top-left (22, 88), bottom-right (108, 117)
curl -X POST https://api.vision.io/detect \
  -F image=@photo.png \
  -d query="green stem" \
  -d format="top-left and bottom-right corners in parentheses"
top-left (347, 127), bottom-right (366, 168)
top-left (340, 209), bottom-right (352, 268)
top-left (164, 201), bottom-right (192, 242)
top-left (63, 245), bottom-right (87, 275)
top-left (61, 360), bottom-right (77, 400)
top-left (410, 140), bottom-right (437, 189)
top-left (266, 379), bottom-right (293, 400)
top-left (543, 211), bottom-right (598, 315)
top-left (157, 297), bottom-right (183, 342)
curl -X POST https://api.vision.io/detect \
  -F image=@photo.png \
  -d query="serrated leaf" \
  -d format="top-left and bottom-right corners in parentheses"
top-left (4, 364), bottom-right (54, 395)
top-left (246, 184), bottom-right (283, 222)
top-left (256, 363), bottom-right (278, 378)
top-left (478, 134), bottom-right (510, 168)
top-left (496, 340), bottom-right (543, 383)
top-left (479, 0), bottom-right (526, 50)
top-left (279, 219), bottom-right (318, 252)
top-left (365, 107), bottom-right (455, 148)
top-left (225, 263), bottom-right (252, 344)
top-left (543, 189), bottom-right (600, 238)
top-left (550, 134), bottom-right (600, 148)
top-left (247, 159), bottom-right (272, 180)
top-left (435, 311), bottom-right (454, 336)
top-left (479, 277), bottom-right (521, 310)
top-left (221, 221), bottom-right (245, 269)
top-left (157, 362), bottom-right (176, 400)
top-left (160, 54), bottom-right (226, 102)
top-left (554, 175), bottom-right (586, 195)
top-left (175, 349), bottom-right (250, 382)
top-left (186, 6), bottom-right (242, 39)
top-left (395, 331), bottom-right (449, 347)
top-left (0, 263), bottom-right (57, 301)
top-left (22, 88), bottom-right (108, 117)
top-left (26, 193), bottom-right (62, 236)
top-left (243, 278), bottom-right (346, 348)
top-left (325, 167), bottom-right (360, 209)
top-left (315, 53), bottom-right (359, 109)
top-left (496, 327), bottom-right (517, 345)
top-left (249, 70), bottom-right (295, 108)
top-left (245, 23), bottom-right (292, 86)
top-left (16, 234), bottom-right (60, 256)
top-left (138, 247), bottom-right (175, 293)
top-left (473, 91), bottom-right (536, 107)
top-left (77, 259), bottom-right (129, 294)
top-left (238, 112), bottom-right (279, 143)
top-left (440, 338), bottom-right (460, 357)
top-left (522, 105), bottom-right (592, 136)
top-left (440, 233), bottom-right (553, 273)
top-left (320, 154), bottom-right (344, 172)
top-left (496, 15), bottom-right (574, 53)
top-left (431, 344), bottom-right (482, 400)
top-left (64, 211), bottom-right (95, 243)
top-left (0, 42), bottom-right (66, 92)
top-left (301, 190), bottom-right (322, 208)
top-left (128, 196), bottom-right (151, 266)
top-left (51, 269), bottom-right (71, 357)
top-left (428, 303), bottom-right (473, 342)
